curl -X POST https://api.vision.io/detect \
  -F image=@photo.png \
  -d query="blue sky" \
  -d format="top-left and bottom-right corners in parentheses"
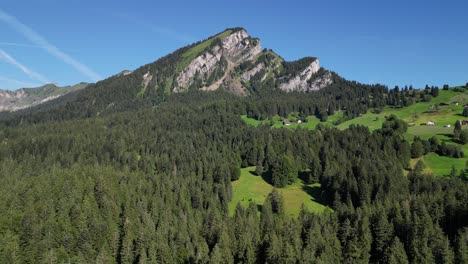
top-left (0, 0), bottom-right (467, 90)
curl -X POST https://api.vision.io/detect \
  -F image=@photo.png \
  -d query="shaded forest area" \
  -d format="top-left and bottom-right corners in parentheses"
top-left (0, 86), bottom-right (467, 263)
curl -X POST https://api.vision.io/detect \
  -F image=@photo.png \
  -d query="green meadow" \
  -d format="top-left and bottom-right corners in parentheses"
top-left (241, 88), bottom-right (468, 176)
top-left (228, 167), bottom-right (331, 217)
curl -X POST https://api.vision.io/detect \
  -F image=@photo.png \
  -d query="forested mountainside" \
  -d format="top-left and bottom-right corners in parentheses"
top-left (0, 83), bottom-right (87, 112)
top-left (1, 89), bottom-right (467, 263)
top-left (0, 28), bottom-right (466, 263)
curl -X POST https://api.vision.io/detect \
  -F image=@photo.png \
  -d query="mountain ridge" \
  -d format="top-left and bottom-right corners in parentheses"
top-left (107, 27), bottom-right (334, 98)
top-left (0, 83), bottom-right (88, 112)
top-left (0, 27), bottom-right (350, 119)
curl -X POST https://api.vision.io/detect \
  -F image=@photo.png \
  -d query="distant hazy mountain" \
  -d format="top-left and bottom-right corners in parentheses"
top-left (0, 83), bottom-right (88, 112)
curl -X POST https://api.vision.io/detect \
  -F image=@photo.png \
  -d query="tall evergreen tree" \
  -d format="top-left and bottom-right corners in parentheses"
top-left (383, 237), bottom-right (409, 264)
top-left (454, 120), bottom-right (462, 139)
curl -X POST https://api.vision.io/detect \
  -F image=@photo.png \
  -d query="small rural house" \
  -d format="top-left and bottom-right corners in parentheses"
top-left (427, 121), bottom-right (436, 126)
top-left (283, 120), bottom-right (291, 126)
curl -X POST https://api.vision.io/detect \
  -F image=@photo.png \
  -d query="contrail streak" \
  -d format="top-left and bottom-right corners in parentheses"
top-left (0, 49), bottom-right (50, 84)
top-left (0, 42), bottom-right (42, 48)
top-left (0, 9), bottom-right (102, 82)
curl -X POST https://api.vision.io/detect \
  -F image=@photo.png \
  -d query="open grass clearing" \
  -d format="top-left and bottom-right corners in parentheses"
top-left (229, 167), bottom-right (331, 217)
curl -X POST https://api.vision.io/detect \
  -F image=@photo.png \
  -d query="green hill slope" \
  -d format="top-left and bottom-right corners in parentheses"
top-left (242, 87), bottom-right (468, 176)
top-left (229, 167), bottom-right (331, 217)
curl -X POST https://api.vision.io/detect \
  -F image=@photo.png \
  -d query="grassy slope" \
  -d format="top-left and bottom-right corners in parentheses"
top-left (337, 89), bottom-right (468, 175)
top-left (240, 112), bottom-right (343, 130)
top-left (178, 30), bottom-right (233, 72)
top-left (337, 89), bottom-right (464, 131)
top-left (241, 88), bottom-right (468, 176)
top-left (229, 167), bottom-right (330, 217)
top-left (421, 153), bottom-right (466, 175)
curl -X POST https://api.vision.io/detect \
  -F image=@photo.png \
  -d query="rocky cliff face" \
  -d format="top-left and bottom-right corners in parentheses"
top-left (279, 59), bottom-right (332, 92)
top-left (221, 30), bottom-right (261, 63)
top-left (170, 28), bottom-right (332, 95)
top-left (98, 27), bottom-right (336, 101)
top-left (0, 83), bottom-right (87, 112)
top-left (308, 71), bottom-right (333, 91)
top-left (241, 63), bottom-right (265, 82)
top-left (0, 90), bottom-right (27, 112)
top-left (174, 29), bottom-right (261, 93)
top-left (175, 47), bottom-right (223, 92)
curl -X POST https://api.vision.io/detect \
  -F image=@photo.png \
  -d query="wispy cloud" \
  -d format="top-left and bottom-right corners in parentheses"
top-left (0, 49), bottom-right (50, 84)
top-left (0, 9), bottom-right (102, 82)
top-left (116, 13), bottom-right (196, 43)
top-left (0, 75), bottom-right (40, 88)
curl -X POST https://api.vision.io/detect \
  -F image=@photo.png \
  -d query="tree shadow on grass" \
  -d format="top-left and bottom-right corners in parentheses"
top-left (301, 185), bottom-right (332, 207)
top-left (437, 133), bottom-right (466, 144)
top-left (298, 171), bottom-right (312, 183)
top-left (257, 204), bottom-right (263, 212)
top-left (260, 170), bottom-right (274, 185)
top-left (248, 169), bottom-right (275, 186)
top-left (440, 133), bottom-right (454, 138)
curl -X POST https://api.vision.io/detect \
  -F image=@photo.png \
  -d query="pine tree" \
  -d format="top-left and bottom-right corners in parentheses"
top-left (265, 188), bottom-right (284, 215)
top-left (409, 203), bottom-right (435, 263)
top-left (356, 209), bottom-right (372, 262)
top-left (431, 226), bottom-right (454, 264)
top-left (450, 166), bottom-right (457, 178)
top-left (454, 121), bottom-right (462, 139)
top-left (371, 208), bottom-right (393, 262)
top-left (265, 233), bottom-right (281, 263)
top-left (462, 107), bottom-right (468, 117)
top-left (308, 155), bottom-right (322, 184)
top-left (460, 130), bottom-right (468, 144)
top-left (0, 231), bottom-right (21, 264)
top-left (210, 245), bottom-right (224, 264)
top-left (271, 154), bottom-right (298, 187)
top-left (411, 141), bottom-right (424, 158)
top-left (255, 163), bottom-right (263, 176)
top-left (383, 237), bottom-right (409, 264)
top-left (455, 228), bottom-right (468, 264)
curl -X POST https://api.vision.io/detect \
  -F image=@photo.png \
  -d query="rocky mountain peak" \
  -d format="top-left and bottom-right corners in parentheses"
top-left (0, 83), bottom-right (88, 112)
top-left (174, 29), bottom-right (261, 93)
top-left (169, 28), bottom-right (335, 95)
top-left (222, 29), bottom-right (250, 50)
top-left (123, 27), bottom-right (333, 98)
